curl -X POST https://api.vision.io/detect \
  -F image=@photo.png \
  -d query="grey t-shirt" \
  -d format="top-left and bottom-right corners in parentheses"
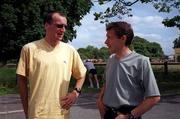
top-left (103, 52), bottom-right (160, 108)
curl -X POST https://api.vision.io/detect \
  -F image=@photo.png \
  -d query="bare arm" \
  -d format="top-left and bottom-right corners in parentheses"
top-left (97, 84), bottom-right (106, 119)
top-left (131, 96), bottom-right (160, 118)
top-left (74, 76), bottom-right (86, 93)
top-left (17, 74), bottom-right (28, 119)
top-left (97, 84), bottom-right (105, 101)
top-left (61, 76), bottom-right (86, 110)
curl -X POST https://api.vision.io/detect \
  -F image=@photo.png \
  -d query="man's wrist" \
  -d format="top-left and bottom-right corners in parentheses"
top-left (73, 87), bottom-right (81, 95)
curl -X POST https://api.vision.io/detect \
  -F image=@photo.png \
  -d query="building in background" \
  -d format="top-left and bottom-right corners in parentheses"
top-left (175, 48), bottom-right (180, 62)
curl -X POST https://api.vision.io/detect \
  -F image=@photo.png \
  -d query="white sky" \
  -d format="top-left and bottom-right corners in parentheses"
top-left (69, 2), bottom-right (179, 55)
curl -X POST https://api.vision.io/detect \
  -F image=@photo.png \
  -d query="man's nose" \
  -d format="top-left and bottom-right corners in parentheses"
top-left (59, 28), bottom-right (66, 32)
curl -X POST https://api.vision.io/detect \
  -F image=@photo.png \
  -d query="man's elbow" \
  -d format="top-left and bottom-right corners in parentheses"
top-left (151, 96), bottom-right (161, 105)
top-left (16, 74), bottom-right (27, 86)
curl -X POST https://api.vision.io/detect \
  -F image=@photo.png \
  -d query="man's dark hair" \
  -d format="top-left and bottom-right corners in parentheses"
top-left (44, 11), bottom-right (66, 24)
top-left (106, 21), bottom-right (134, 46)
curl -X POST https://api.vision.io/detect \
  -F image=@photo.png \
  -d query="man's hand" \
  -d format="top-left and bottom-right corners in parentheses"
top-left (115, 113), bottom-right (128, 119)
top-left (60, 91), bottom-right (78, 110)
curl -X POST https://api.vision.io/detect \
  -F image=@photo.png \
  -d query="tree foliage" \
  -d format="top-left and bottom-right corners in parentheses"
top-left (132, 36), bottom-right (164, 57)
top-left (94, 0), bottom-right (180, 29)
top-left (78, 36), bottom-right (164, 61)
top-left (0, 0), bottom-right (92, 64)
top-left (173, 36), bottom-right (180, 48)
top-left (78, 45), bottom-right (109, 60)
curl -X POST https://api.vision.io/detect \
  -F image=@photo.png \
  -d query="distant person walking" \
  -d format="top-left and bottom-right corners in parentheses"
top-left (84, 59), bottom-right (100, 89)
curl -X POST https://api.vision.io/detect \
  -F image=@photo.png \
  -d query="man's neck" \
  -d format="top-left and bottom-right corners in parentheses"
top-left (115, 47), bottom-right (132, 60)
top-left (45, 37), bottom-right (60, 47)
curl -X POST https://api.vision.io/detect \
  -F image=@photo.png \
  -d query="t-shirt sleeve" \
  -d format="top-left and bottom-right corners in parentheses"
top-left (142, 57), bottom-right (160, 97)
top-left (72, 50), bottom-right (87, 79)
top-left (16, 45), bottom-right (29, 77)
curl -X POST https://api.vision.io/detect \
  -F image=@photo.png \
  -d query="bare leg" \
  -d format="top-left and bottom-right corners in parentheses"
top-left (94, 74), bottom-right (99, 88)
top-left (88, 73), bottom-right (94, 88)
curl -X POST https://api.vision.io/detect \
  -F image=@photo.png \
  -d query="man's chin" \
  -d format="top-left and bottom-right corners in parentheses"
top-left (58, 37), bottom-right (63, 41)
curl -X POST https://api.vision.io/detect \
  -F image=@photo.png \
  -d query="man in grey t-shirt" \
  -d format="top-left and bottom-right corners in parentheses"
top-left (97, 21), bottom-right (160, 119)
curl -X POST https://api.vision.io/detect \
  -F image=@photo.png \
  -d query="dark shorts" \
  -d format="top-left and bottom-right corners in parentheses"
top-left (89, 69), bottom-right (97, 75)
top-left (104, 105), bottom-right (142, 119)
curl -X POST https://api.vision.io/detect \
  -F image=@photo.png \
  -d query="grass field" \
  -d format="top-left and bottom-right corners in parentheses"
top-left (152, 64), bottom-right (180, 72)
top-left (0, 64), bottom-right (180, 95)
top-left (0, 67), bottom-right (16, 86)
top-left (0, 67), bottom-right (17, 95)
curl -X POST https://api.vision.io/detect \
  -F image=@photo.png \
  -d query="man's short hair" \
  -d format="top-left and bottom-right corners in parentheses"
top-left (44, 11), bottom-right (66, 24)
top-left (106, 21), bottom-right (134, 46)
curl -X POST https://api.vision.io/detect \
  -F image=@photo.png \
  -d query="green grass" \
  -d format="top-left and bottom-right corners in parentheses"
top-left (0, 67), bottom-right (16, 88)
top-left (0, 67), bottom-right (16, 79)
top-left (69, 77), bottom-right (101, 94)
top-left (0, 86), bottom-right (18, 95)
top-left (0, 65), bottom-right (180, 95)
top-left (158, 82), bottom-right (180, 94)
top-left (152, 65), bottom-right (180, 72)
top-left (0, 67), bottom-right (17, 95)
top-left (154, 71), bottom-right (180, 94)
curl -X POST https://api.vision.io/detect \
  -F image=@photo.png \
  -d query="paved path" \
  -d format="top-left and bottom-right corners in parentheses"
top-left (0, 93), bottom-right (180, 119)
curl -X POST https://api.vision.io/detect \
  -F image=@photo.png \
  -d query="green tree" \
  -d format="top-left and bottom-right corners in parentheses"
top-left (132, 36), bottom-right (164, 57)
top-left (94, 0), bottom-right (180, 29)
top-left (173, 36), bottom-right (180, 48)
top-left (0, 0), bottom-right (92, 64)
top-left (78, 48), bottom-right (89, 60)
top-left (78, 45), bottom-right (109, 60)
top-left (99, 47), bottom-right (109, 60)
top-left (78, 45), bottom-right (99, 60)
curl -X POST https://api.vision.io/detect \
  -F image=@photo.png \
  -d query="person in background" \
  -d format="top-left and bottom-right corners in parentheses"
top-left (16, 11), bottom-right (86, 119)
top-left (97, 21), bottom-right (160, 119)
top-left (84, 59), bottom-right (100, 89)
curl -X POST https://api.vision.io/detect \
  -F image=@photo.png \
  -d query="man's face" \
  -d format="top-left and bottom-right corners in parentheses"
top-left (45, 13), bottom-right (67, 42)
top-left (105, 29), bottom-right (125, 54)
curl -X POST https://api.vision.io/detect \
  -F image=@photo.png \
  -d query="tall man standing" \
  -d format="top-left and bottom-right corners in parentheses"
top-left (97, 21), bottom-right (160, 119)
top-left (16, 11), bottom-right (86, 119)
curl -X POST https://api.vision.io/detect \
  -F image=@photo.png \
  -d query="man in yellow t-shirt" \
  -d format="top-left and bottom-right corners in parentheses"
top-left (16, 11), bottom-right (86, 119)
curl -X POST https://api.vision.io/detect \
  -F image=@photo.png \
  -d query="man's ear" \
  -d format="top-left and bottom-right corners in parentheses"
top-left (121, 35), bottom-right (127, 43)
top-left (120, 35), bottom-right (127, 46)
top-left (121, 35), bottom-right (127, 40)
top-left (45, 23), bottom-right (48, 28)
top-left (44, 22), bottom-right (50, 30)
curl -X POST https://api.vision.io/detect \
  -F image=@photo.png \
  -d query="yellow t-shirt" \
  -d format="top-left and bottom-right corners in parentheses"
top-left (16, 39), bottom-right (86, 119)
